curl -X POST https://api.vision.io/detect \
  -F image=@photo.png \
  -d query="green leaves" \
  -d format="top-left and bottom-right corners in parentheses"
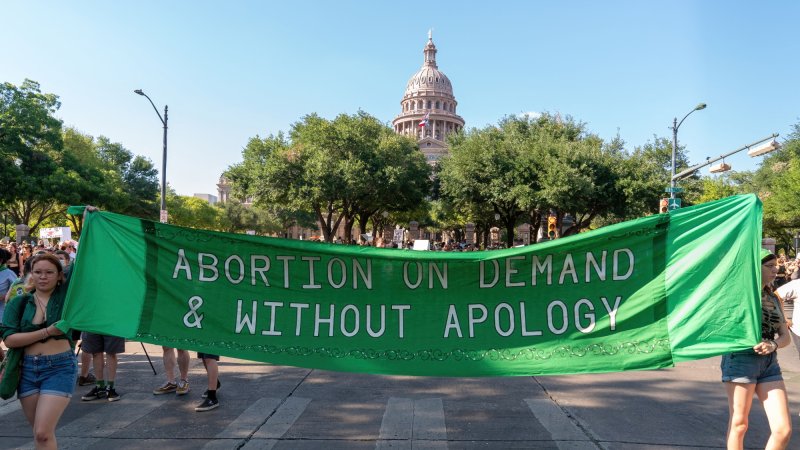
top-left (230, 112), bottom-right (430, 242)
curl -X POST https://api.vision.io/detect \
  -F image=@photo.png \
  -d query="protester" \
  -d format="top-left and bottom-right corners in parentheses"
top-left (0, 247), bottom-right (16, 361)
top-left (0, 248), bottom-right (18, 320)
top-left (195, 352), bottom-right (221, 412)
top-left (80, 332), bottom-right (124, 402)
top-left (775, 255), bottom-right (788, 287)
top-left (5, 256), bottom-right (33, 303)
top-left (53, 250), bottom-right (70, 268)
top-left (152, 347), bottom-right (190, 396)
top-left (19, 243), bottom-right (33, 271)
top-left (1, 253), bottom-right (76, 450)
top-left (6, 242), bottom-right (20, 276)
top-left (64, 241), bottom-right (77, 261)
top-left (721, 250), bottom-right (792, 449)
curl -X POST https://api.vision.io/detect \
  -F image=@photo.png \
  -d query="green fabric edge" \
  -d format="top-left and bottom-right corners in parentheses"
top-left (666, 194), bottom-right (762, 362)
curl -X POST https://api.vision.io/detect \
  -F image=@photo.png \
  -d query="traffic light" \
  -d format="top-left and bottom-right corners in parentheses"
top-left (659, 198), bottom-right (669, 214)
top-left (547, 215), bottom-right (557, 239)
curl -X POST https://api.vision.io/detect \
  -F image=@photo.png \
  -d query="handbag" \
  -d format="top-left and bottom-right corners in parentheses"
top-left (0, 347), bottom-right (22, 399)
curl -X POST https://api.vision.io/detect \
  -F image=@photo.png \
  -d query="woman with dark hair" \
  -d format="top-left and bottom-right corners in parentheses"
top-left (19, 243), bottom-right (33, 275)
top-left (721, 250), bottom-right (792, 449)
top-left (6, 242), bottom-right (20, 276)
top-left (1, 253), bottom-right (76, 450)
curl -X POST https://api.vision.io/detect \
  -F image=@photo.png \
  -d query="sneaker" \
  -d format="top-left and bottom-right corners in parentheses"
top-left (77, 373), bottom-right (97, 386)
top-left (201, 380), bottom-right (222, 399)
top-left (176, 379), bottom-right (190, 396)
top-left (195, 397), bottom-right (219, 412)
top-left (81, 385), bottom-right (108, 401)
top-left (106, 387), bottom-right (120, 402)
top-left (153, 381), bottom-right (177, 395)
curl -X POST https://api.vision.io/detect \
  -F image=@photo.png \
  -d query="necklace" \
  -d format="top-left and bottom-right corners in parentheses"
top-left (33, 292), bottom-right (49, 322)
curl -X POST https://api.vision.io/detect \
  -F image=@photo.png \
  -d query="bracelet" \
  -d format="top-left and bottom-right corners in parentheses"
top-left (770, 339), bottom-right (778, 351)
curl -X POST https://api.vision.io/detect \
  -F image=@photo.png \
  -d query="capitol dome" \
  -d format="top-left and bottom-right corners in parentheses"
top-left (404, 40), bottom-right (453, 97)
top-left (393, 32), bottom-right (464, 164)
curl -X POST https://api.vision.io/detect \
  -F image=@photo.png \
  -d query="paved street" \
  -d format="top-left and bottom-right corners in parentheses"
top-left (1, 342), bottom-right (799, 450)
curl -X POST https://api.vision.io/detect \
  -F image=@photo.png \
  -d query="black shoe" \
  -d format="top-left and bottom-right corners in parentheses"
top-left (201, 380), bottom-right (221, 399)
top-left (106, 387), bottom-right (120, 402)
top-left (77, 373), bottom-right (97, 386)
top-left (195, 397), bottom-right (219, 412)
top-left (81, 385), bottom-right (108, 401)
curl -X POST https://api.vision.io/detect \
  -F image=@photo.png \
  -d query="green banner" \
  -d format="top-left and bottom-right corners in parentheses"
top-left (60, 194), bottom-right (762, 376)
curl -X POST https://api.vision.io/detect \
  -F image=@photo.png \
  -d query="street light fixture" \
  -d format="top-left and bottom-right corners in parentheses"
top-left (747, 138), bottom-right (781, 157)
top-left (670, 103), bottom-right (707, 199)
top-left (134, 89), bottom-right (169, 223)
top-left (708, 161), bottom-right (731, 174)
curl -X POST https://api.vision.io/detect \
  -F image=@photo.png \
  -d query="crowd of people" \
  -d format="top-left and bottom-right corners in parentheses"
top-left (0, 223), bottom-right (798, 449)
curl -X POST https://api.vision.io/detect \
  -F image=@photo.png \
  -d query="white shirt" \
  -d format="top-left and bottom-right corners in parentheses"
top-left (776, 279), bottom-right (800, 335)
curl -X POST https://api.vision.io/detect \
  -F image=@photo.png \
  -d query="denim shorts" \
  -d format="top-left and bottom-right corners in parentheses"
top-left (19, 350), bottom-right (78, 398)
top-left (721, 351), bottom-right (783, 384)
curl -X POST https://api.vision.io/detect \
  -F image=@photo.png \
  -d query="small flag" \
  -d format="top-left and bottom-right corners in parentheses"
top-left (419, 112), bottom-right (430, 127)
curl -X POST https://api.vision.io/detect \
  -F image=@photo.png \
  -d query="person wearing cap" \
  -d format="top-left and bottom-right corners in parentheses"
top-left (721, 249), bottom-right (792, 449)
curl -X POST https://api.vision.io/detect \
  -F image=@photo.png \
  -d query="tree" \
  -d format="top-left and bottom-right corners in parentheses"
top-left (758, 122), bottom-right (800, 250)
top-left (351, 131), bottom-right (430, 241)
top-left (59, 130), bottom-right (158, 235)
top-left (230, 112), bottom-right (430, 243)
top-left (0, 80), bottom-right (66, 231)
top-left (0, 79), bottom-right (62, 202)
top-left (95, 136), bottom-right (159, 219)
top-left (439, 120), bottom-right (528, 247)
top-left (166, 193), bottom-right (220, 230)
top-left (215, 200), bottom-right (279, 235)
top-left (696, 176), bottom-right (739, 204)
top-left (440, 113), bottom-right (623, 246)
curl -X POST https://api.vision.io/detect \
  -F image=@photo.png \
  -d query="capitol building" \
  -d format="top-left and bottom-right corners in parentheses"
top-left (392, 32), bottom-right (464, 164)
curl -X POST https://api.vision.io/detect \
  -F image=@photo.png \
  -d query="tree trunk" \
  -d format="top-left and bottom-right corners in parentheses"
top-left (529, 210), bottom-right (542, 243)
top-left (343, 216), bottom-right (355, 244)
top-left (314, 207), bottom-right (332, 242)
top-left (505, 218), bottom-right (516, 248)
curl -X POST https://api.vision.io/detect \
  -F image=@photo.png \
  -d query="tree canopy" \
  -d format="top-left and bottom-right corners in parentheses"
top-left (227, 111), bottom-right (430, 242)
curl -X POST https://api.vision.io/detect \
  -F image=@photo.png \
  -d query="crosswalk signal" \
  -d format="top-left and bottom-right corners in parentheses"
top-left (659, 198), bottom-right (669, 214)
top-left (547, 216), bottom-right (557, 239)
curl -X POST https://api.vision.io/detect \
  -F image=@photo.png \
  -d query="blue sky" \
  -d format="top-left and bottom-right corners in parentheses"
top-left (3, 1), bottom-right (798, 196)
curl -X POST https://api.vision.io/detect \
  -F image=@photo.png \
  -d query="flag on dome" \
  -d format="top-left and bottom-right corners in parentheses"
top-left (419, 111), bottom-right (430, 127)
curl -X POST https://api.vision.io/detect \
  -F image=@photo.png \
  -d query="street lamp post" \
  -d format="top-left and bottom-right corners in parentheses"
top-left (670, 103), bottom-right (707, 199)
top-left (134, 89), bottom-right (169, 223)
